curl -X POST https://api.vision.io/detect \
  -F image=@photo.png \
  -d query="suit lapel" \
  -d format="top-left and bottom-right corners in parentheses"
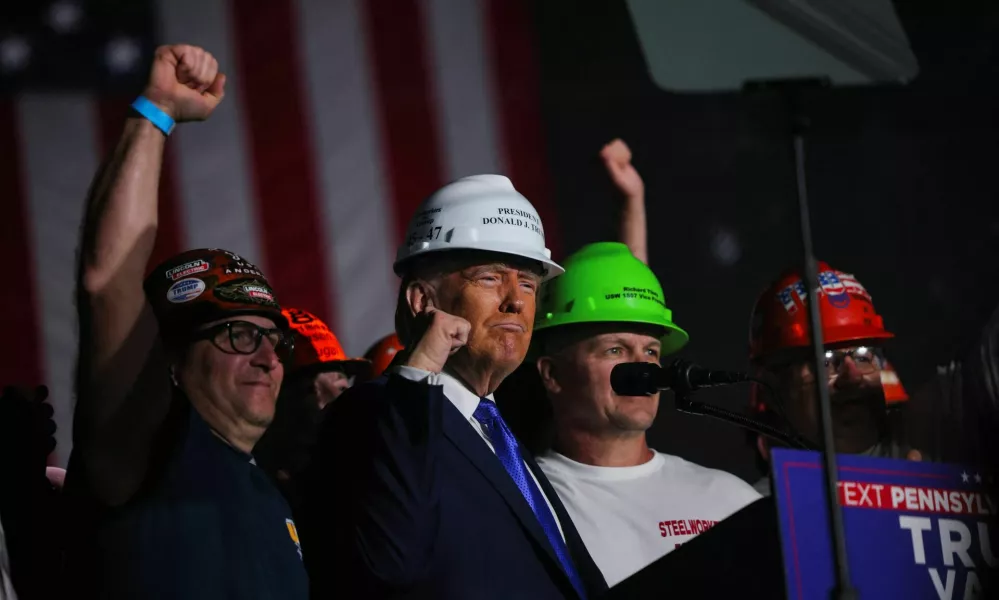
top-left (440, 401), bottom-right (567, 583)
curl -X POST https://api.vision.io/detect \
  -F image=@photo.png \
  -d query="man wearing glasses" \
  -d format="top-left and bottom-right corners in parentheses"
top-left (69, 44), bottom-right (308, 598)
top-left (747, 262), bottom-right (921, 496)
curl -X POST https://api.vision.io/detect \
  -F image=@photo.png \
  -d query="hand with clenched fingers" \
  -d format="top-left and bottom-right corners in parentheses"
top-left (142, 44), bottom-right (226, 122)
top-left (402, 309), bottom-right (471, 374)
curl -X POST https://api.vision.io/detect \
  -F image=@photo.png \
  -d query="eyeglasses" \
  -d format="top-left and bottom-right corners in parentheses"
top-left (819, 346), bottom-right (883, 378)
top-left (191, 320), bottom-right (295, 362)
top-left (776, 345), bottom-right (884, 382)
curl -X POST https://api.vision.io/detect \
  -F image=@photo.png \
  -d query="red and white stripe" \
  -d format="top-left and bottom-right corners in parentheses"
top-left (0, 0), bottom-right (561, 464)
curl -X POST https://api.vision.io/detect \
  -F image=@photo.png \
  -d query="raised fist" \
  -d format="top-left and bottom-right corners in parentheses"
top-left (142, 44), bottom-right (226, 123)
top-left (402, 309), bottom-right (471, 374)
top-left (601, 138), bottom-right (644, 201)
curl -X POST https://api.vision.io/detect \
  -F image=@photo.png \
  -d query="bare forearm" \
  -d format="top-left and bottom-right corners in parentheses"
top-left (73, 117), bottom-right (171, 504)
top-left (80, 117), bottom-right (164, 295)
top-left (619, 194), bottom-right (648, 264)
top-left (78, 118), bottom-right (166, 374)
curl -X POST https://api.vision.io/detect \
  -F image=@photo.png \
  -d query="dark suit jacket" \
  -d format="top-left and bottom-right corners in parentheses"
top-left (300, 374), bottom-right (608, 599)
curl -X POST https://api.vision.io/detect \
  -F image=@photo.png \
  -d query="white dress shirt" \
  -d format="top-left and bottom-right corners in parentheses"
top-left (392, 366), bottom-right (566, 541)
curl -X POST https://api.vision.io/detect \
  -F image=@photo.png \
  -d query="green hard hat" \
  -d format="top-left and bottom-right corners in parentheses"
top-left (535, 242), bottom-right (689, 355)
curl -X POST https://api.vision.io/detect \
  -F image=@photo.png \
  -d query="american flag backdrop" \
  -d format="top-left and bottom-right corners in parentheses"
top-left (0, 0), bottom-right (563, 465)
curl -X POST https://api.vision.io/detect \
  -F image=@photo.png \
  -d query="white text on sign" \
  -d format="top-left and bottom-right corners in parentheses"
top-left (837, 481), bottom-right (995, 516)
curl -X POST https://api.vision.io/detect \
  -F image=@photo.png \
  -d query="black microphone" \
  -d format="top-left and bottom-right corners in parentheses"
top-left (609, 360), bottom-right (814, 451)
top-left (610, 360), bottom-right (750, 397)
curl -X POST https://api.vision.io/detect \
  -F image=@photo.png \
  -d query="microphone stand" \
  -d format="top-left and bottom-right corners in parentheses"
top-left (798, 113), bottom-right (856, 600)
top-left (746, 79), bottom-right (856, 600)
top-left (672, 391), bottom-right (814, 451)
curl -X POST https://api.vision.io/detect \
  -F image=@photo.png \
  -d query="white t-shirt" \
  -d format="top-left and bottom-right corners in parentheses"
top-left (538, 450), bottom-right (761, 587)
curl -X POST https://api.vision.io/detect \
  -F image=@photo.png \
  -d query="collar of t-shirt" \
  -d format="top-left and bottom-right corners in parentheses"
top-left (390, 365), bottom-right (565, 540)
top-left (200, 413), bottom-right (257, 465)
top-left (178, 391), bottom-right (258, 465)
top-left (539, 450), bottom-right (666, 482)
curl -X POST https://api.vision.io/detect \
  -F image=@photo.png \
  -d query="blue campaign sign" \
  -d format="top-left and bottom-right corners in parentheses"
top-left (771, 449), bottom-right (997, 599)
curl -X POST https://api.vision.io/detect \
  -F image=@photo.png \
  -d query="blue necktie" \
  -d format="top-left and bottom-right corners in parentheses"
top-left (473, 399), bottom-right (587, 598)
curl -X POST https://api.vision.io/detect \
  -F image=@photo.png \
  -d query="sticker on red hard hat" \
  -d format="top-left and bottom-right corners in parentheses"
top-left (837, 272), bottom-right (871, 300)
top-left (167, 278), bottom-right (206, 303)
top-left (244, 285), bottom-right (274, 302)
top-left (165, 259), bottom-right (209, 281)
top-left (817, 271), bottom-right (850, 308)
top-left (776, 270), bottom-right (873, 315)
top-left (214, 279), bottom-right (279, 308)
top-left (776, 282), bottom-right (805, 315)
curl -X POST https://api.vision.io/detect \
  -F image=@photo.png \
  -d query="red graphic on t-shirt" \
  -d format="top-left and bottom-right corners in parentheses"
top-left (658, 518), bottom-right (719, 538)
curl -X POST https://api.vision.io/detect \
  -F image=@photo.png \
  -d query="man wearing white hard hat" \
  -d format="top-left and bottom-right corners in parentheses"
top-left (301, 175), bottom-right (607, 600)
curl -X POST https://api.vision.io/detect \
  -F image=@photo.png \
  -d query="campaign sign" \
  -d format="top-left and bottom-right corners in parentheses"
top-left (771, 449), bottom-right (997, 599)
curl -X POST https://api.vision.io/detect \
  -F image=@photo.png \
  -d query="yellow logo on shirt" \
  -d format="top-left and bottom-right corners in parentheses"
top-left (286, 518), bottom-right (303, 560)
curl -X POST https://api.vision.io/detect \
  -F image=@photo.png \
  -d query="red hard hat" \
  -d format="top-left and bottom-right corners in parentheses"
top-left (363, 333), bottom-right (405, 379)
top-left (282, 308), bottom-right (370, 378)
top-left (144, 248), bottom-right (287, 333)
top-left (749, 261), bottom-right (894, 363)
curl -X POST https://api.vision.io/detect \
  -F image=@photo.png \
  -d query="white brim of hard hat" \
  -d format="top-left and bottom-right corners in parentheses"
top-left (395, 240), bottom-right (564, 281)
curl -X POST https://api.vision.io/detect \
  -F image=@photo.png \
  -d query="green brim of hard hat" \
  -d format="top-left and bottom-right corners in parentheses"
top-left (536, 311), bottom-right (690, 355)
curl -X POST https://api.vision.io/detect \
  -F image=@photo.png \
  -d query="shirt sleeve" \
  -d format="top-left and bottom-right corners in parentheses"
top-left (390, 365), bottom-right (443, 386)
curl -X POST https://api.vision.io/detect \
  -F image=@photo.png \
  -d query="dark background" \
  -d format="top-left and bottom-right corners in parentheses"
top-left (529, 0), bottom-right (999, 482)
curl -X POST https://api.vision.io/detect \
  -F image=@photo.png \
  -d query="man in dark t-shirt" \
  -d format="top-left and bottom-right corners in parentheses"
top-left (68, 44), bottom-right (307, 598)
top-left (86, 389), bottom-right (307, 598)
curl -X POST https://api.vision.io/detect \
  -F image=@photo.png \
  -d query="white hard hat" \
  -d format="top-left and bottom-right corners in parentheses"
top-left (394, 175), bottom-right (564, 280)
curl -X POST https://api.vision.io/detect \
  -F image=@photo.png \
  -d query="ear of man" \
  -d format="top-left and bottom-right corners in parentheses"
top-left (536, 355), bottom-right (562, 395)
top-left (395, 276), bottom-right (438, 347)
top-left (405, 278), bottom-right (438, 316)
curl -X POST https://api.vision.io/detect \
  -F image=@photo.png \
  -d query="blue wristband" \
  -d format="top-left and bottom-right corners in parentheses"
top-left (131, 96), bottom-right (175, 135)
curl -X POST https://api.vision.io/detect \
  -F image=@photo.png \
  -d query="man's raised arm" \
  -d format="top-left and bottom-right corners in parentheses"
top-left (73, 44), bottom-right (225, 506)
top-left (601, 138), bottom-right (649, 264)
